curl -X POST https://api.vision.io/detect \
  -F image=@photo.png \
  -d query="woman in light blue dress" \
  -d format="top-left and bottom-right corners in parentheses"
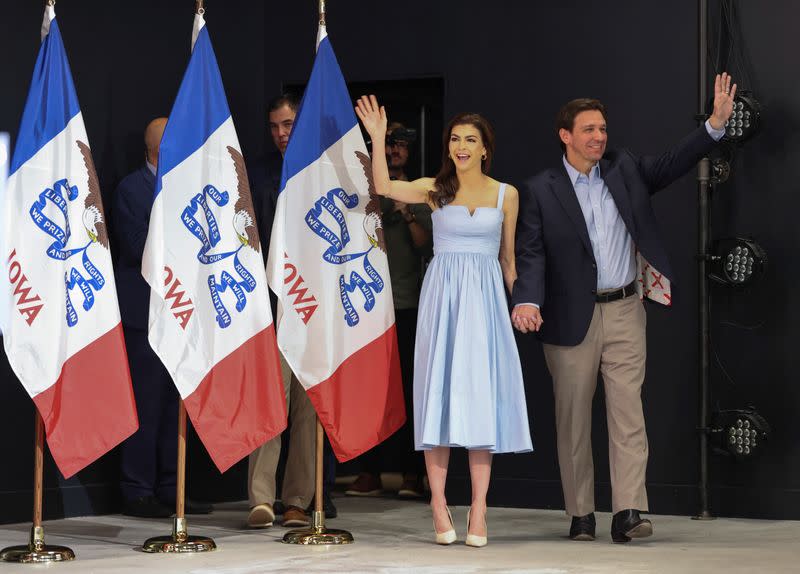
top-left (356, 96), bottom-right (532, 547)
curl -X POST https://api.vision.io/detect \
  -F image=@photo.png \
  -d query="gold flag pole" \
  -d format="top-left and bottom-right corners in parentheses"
top-left (0, 412), bottom-right (75, 563)
top-left (141, 401), bottom-right (216, 553)
top-left (284, 0), bottom-right (352, 544)
top-left (283, 418), bottom-right (353, 544)
top-left (141, 0), bottom-right (213, 553)
top-left (2, 0), bottom-right (76, 563)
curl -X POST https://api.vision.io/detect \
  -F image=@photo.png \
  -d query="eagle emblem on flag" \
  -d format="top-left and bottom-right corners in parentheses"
top-left (179, 144), bottom-right (260, 329)
top-left (27, 140), bottom-right (109, 327)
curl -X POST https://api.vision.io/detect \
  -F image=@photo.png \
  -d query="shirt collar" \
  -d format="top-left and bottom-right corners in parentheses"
top-left (562, 155), bottom-right (601, 186)
top-left (146, 161), bottom-right (157, 176)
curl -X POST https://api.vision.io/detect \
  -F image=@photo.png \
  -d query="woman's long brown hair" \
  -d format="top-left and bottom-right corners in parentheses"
top-left (430, 113), bottom-right (496, 207)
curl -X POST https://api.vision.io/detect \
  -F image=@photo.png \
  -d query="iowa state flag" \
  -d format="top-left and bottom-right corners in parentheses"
top-left (0, 5), bottom-right (138, 478)
top-left (142, 12), bottom-right (286, 473)
top-left (267, 25), bottom-right (405, 462)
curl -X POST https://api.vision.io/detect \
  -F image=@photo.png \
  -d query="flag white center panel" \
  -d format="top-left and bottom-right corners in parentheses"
top-left (4, 113), bottom-right (120, 395)
top-left (275, 125), bottom-right (394, 387)
top-left (148, 117), bottom-right (271, 397)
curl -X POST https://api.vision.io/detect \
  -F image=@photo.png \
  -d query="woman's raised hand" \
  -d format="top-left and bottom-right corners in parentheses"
top-left (355, 95), bottom-right (387, 139)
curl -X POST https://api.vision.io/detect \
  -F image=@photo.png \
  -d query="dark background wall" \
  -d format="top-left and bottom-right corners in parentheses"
top-left (1, 0), bottom-right (798, 524)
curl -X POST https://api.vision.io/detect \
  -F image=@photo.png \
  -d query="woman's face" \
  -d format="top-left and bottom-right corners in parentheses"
top-left (448, 124), bottom-right (486, 172)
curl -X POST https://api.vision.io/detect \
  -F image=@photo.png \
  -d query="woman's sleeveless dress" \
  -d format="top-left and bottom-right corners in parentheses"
top-left (414, 183), bottom-right (533, 453)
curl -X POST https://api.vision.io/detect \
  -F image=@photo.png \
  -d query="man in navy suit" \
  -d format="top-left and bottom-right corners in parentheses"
top-left (114, 117), bottom-right (211, 518)
top-left (512, 74), bottom-right (737, 543)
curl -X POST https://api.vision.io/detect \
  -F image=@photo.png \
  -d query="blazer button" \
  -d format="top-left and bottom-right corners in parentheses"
top-left (591, 263), bottom-right (597, 269)
top-left (591, 289), bottom-right (597, 294)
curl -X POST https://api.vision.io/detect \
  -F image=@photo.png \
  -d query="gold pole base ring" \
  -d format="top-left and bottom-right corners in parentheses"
top-left (140, 517), bottom-right (216, 553)
top-left (282, 527), bottom-right (354, 545)
top-left (141, 535), bottom-right (216, 553)
top-left (0, 544), bottom-right (75, 563)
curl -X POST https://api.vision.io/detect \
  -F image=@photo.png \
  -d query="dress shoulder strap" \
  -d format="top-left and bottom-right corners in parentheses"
top-left (496, 183), bottom-right (507, 209)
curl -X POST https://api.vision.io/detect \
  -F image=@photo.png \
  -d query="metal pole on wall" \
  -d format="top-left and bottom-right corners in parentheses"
top-left (694, 0), bottom-right (714, 521)
top-left (0, 412), bottom-right (75, 563)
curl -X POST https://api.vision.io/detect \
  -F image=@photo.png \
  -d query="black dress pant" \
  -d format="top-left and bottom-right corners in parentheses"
top-left (120, 327), bottom-right (179, 502)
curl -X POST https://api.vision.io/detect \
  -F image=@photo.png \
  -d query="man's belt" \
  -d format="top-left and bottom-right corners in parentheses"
top-left (596, 280), bottom-right (638, 303)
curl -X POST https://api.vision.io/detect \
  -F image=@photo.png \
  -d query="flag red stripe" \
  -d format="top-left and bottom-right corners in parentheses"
top-left (307, 325), bottom-right (406, 462)
top-left (33, 323), bottom-right (138, 479)
top-left (183, 325), bottom-right (287, 473)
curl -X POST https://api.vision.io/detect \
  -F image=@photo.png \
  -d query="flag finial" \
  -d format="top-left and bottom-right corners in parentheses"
top-left (319, 0), bottom-right (326, 26)
top-left (196, 0), bottom-right (205, 15)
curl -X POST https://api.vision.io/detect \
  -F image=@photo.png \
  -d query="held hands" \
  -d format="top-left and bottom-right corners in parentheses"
top-left (392, 200), bottom-right (408, 213)
top-left (511, 304), bottom-right (543, 334)
top-left (355, 95), bottom-right (387, 140)
top-left (709, 72), bottom-right (738, 130)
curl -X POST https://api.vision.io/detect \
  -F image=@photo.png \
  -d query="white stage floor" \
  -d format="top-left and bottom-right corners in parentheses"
top-left (0, 496), bottom-right (797, 573)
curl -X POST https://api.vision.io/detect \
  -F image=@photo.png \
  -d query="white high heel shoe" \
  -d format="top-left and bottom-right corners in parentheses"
top-left (434, 507), bottom-right (457, 545)
top-left (465, 507), bottom-right (488, 548)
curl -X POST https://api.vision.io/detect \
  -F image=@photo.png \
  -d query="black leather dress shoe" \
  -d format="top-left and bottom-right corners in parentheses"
top-left (611, 509), bottom-right (653, 543)
top-left (122, 496), bottom-right (173, 518)
top-left (569, 513), bottom-right (596, 541)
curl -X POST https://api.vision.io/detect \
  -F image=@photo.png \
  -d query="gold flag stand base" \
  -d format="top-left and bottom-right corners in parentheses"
top-left (283, 511), bottom-right (354, 545)
top-left (0, 526), bottom-right (75, 563)
top-left (141, 517), bottom-right (216, 553)
top-left (283, 418), bottom-right (353, 545)
top-left (3, 414), bottom-right (75, 563)
top-left (141, 402), bottom-right (216, 553)
top-left (283, 418), bottom-right (354, 545)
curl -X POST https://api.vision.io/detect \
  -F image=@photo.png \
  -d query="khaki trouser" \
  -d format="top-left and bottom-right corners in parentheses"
top-left (543, 294), bottom-right (649, 516)
top-left (247, 354), bottom-right (315, 509)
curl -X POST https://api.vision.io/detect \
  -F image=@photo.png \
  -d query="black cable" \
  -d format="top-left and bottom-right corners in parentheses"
top-left (718, 319), bottom-right (766, 330)
top-left (710, 333), bottom-right (739, 388)
top-left (708, 295), bottom-right (739, 388)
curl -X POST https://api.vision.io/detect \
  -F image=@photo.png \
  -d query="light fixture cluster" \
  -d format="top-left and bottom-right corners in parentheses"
top-left (710, 237), bottom-right (767, 287)
top-left (704, 87), bottom-right (771, 465)
top-left (723, 91), bottom-right (760, 142)
top-left (712, 408), bottom-right (770, 459)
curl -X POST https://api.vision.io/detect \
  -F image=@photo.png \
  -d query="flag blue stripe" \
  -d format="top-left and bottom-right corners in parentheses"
top-left (280, 36), bottom-right (358, 192)
top-left (10, 19), bottom-right (81, 177)
top-left (155, 26), bottom-right (231, 201)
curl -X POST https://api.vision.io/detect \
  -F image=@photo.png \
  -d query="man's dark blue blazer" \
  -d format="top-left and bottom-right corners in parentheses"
top-left (512, 125), bottom-right (718, 346)
top-left (114, 165), bottom-right (155, 331)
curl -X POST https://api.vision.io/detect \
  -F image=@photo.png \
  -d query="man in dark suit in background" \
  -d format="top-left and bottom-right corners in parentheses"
top-left (512, 74), bottom-right (737, 543)
top-left (113, 117), bottom-right (212, 518)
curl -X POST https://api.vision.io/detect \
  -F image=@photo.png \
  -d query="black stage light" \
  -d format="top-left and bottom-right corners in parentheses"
top-left (711, 408), bottom-right (770, 459)
top-left (723, 90), bottom-right (761, 143)
top-left (709, 237), bottom-right (767, 287)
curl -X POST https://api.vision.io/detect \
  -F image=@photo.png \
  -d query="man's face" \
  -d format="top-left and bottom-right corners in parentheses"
top-left (560, 110), bottom-right (607, 166)
top-left (386, 134), bottom-right (409, 170)
top-left (269, 104), bottom-right (296, 154)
